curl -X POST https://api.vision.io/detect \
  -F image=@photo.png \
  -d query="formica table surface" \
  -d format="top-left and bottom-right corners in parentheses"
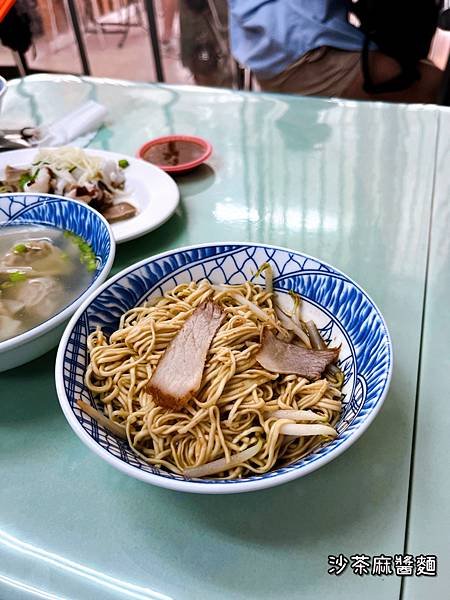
top-left (0, 75), bottom-right (448, 600)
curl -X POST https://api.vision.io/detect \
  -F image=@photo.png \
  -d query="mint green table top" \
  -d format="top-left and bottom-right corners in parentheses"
top-left (0, 75), bottom-right (447, 599)
top-left (403, 111), bottom-right (450, 599)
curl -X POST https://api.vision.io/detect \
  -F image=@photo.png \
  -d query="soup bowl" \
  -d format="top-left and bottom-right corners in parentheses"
top-left (56, 243), bottom-right (392, 494)
top-left (0, 193), bottom-right (115, 371)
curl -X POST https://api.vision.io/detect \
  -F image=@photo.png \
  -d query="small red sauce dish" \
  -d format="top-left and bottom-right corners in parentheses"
top-left (137, 135), bottom-right (212, 173)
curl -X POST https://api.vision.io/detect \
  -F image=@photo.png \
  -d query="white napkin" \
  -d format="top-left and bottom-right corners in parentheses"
top-left (38, 100), bottom-right (108, 147)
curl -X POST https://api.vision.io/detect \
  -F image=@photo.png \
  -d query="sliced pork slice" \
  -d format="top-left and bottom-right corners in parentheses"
top-left (256, 329), bottom-right (339, 381)
top-left (8, 277), bottom-right (61, 320)
top-left (101, 202), bottom-right (137, 223)
top-left (147, 300), bottom-right (225, 409)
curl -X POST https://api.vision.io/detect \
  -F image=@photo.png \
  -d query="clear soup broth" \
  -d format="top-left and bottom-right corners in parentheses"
top-left (0, 223), bottom-right (96, 342)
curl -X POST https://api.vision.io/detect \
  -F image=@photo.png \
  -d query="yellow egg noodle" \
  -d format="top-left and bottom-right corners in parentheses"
top-left (84, 280), bottom-right (343, 479)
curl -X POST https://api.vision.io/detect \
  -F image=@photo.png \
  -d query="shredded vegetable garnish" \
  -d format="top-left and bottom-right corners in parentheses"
top-left (274, 305), bottom-right (311, 347)
top-left (306, 320), bottom-right (326, 350)
top-left (279, 423), bottom-right (337, 438)
top-left (252, 262), bottom-right (273, 294)
top-left (77, 399), bottom-right (127, 440)
top-left (184, 443), bottom-right (262, 478)
top-left (306, 320), bottom-right (343, 379)
top-left (267, 409), bottom-right (328, 422)
top-left (33, 147), bottom-right (106, 181)
top-left (288, 289), bottom-right (301, 315)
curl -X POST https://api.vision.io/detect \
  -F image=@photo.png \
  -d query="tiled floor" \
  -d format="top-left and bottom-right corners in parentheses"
top-left (0, 2), bottom-right (193, 84)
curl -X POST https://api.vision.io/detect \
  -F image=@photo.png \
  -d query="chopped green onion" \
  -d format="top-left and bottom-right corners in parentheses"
top-left (63, 231), bottom-right (97, 273)
top-left (9, 271), bottom-right (27, 283)
top-left (118, 159), bottom-right (129, 169)
top-left (18, 173), bottom-right (34, 191)
top-left (85, 258), bottom-right (97, 272)
top-left (13, 243), bottom-right (27, 254)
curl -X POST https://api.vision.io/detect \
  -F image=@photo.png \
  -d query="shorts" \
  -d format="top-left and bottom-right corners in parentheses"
top-left (257, 46), bottom-right (362, 97)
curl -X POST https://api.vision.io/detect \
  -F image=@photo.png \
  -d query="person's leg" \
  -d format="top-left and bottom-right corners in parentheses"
top-left (341, 52), bottom-right (443, 103)
top-left (257, 47), bottom-right (361, 97)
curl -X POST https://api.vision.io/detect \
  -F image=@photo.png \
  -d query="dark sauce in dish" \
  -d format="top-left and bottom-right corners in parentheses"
top-left (143, 141), bottom-right (205, 167)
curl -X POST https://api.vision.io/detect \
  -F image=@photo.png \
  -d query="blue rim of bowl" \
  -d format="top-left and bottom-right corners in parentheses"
top-left (55, 242), bottom-right (393, 494)
top-left (0, 193), bottom-right (116, 352)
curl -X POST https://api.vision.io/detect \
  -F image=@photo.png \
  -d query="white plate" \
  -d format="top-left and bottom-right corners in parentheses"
top-left (0, 148), bottom-right (180, 244)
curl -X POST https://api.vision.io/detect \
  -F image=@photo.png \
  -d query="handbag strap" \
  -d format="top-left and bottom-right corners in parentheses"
top-left (361, 36), bottom-right (421, 94)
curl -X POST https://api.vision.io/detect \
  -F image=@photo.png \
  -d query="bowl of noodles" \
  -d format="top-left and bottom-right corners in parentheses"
top-left (55, 243), bottom-right (392, 493)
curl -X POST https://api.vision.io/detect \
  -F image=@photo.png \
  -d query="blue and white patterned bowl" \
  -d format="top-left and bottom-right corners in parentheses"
top-left (56, 243), bottom-right (392, 494)
top-left (0, 193), bottom-right (115, 372)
